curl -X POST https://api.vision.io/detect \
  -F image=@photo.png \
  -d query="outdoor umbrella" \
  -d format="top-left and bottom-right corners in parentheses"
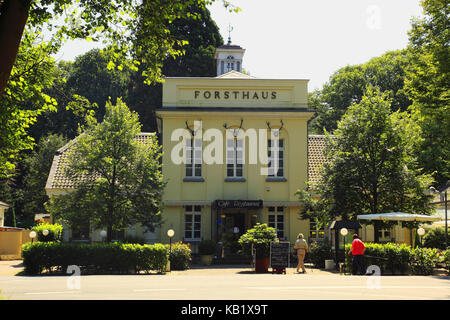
top-left (356, 212), bottom-right (441, 222)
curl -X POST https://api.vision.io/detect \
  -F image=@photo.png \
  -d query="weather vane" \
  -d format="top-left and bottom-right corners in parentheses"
top-left (227, 24), bottom-right (233, 44)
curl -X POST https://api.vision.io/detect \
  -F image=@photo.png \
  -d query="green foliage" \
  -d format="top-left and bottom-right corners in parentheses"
top-left (316, 87), bottom-right (434, 232)
top-left (296, 189), bottom-right (332, 233)
top-left (423, 227), bottom-right (450, 250)
top-left (238, 223), bottom-right (278, 259)
top-left (32, 222), bottom-right (63, 242)
top-left (310, 50), bottom-right (412, 134)
top-left (0, 28), bottom-right (59, 178)
top-left (405, 0), bottom-right (449, 186)
top-left (409, 247), bottom-right (440, 275)
top-left (309, 241), bottom-right (332, 268)
top-left (47, 99), bottom-right (166, 242)
top-left (198, 240), bottom-right (217, 255)
top-left (344, 242), bottom-right (441, 275)
top-left (168, 242), bottom-right (192, 271)
top-left (444, 249), bottom-right (450, 272)
top-left (21, 241), bottom-right (169, 275)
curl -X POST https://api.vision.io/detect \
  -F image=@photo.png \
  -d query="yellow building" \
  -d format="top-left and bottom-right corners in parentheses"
top-left (156, 42), bottom-right (319, 252)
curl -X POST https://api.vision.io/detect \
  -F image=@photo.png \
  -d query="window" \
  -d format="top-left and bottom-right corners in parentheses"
top-left (268, 206), bottom-right (285, 239)
top-left (309, 221), bottom-right (325, 239)
top-left (220, 61), bottom-right (224, 74)
top-left (237, 61), bottom-right (241, 72)
top-left (226, 138), bottom-right (243, 177)
top-left (185, 137), bottom-right (202, 177)
top-left (378, 228), bottom-right (391, 240)
top-left (184, 206), bottom-right (202, 240)
top-left (268, 139), bottom-right (284, 177)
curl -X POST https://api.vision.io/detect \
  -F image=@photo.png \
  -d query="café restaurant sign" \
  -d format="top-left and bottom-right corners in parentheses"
top-left (213, 200), bottom-right (263, 209)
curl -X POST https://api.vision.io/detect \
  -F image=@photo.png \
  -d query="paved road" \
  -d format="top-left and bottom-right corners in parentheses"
top-left (0, 266), bottom-right (449, 300)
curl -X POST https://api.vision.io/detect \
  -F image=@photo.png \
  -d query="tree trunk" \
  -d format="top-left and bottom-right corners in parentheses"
top-left (0, 0), bottom-right (31, 100)
top-left (107, 224), bottom-right (113, 243)
top-left (374, 220), bottom-right (380, 243)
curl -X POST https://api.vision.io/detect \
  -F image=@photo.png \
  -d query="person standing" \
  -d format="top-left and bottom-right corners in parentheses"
top-left (348, 234), bottom-right (366, 275)
top-left (294, 233), bottom-right (309, 273)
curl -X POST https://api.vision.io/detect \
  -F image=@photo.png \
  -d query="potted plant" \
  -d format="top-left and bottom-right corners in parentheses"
top-left (198, 240), bottom-right (217, 266)
top-left (238, 223), bottom-right (278, 273)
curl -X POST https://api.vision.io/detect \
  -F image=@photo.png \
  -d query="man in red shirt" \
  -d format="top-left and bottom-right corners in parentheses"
top-left (348, 234), bottom-right (366, 275)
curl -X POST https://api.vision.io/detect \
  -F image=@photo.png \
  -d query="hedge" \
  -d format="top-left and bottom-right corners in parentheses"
top-left (32, 222), bottom-right (63, 242)
top-left (344, 242), bottom-right (445, 275)
top-left (168, 242), bottom-right (192, 270)
top-left (22, 242), bottom-right (169, 275)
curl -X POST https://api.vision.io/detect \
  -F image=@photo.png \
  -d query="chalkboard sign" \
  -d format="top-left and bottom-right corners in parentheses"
top-left (270, 241), bottom-right (290, 269)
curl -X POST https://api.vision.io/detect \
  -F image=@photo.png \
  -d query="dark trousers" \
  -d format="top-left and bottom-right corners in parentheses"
top-left (352, 255), bottom-right (366, 275)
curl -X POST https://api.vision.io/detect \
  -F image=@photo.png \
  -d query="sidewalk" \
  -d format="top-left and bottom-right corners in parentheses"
top-left (0, 260), bottom-right (338, 276)
top-left (0, 260), bottom-right (23, 276)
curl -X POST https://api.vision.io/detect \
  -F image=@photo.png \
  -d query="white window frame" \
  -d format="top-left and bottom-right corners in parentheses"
top-left (309, 220), bottom-right (325, 239)
top-left (185, 137), bottom-right (202, 177)
top-left (226, 138), bottom-right (243, 178)
top-left (268, 139), bottom-right (284, 177)
top-left (268, 206), bottom-right (285, 239)
top-left (184, 205), bottom-right (202, 241)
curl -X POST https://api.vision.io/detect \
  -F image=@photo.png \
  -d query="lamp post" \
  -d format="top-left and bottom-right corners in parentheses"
top-left (100, 230), bottom-right (107, 242)
top-left (29, 230), bottom-right (37, 243)
top-left (417, 227), bottom-right (425, 247)
top-left (340, 228), bottom-right (348, 272)
top-left (167, 229), bottom-right (175, 272)
top-left (430, 186), bottom-right (448, 249)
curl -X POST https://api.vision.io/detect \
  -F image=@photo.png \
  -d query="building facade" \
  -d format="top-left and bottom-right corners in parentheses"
top-left (156, 43), bottom-right (319, 251)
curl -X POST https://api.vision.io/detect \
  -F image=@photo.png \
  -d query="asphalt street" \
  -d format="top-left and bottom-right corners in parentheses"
top-left (1, 267), bottom-right (449, 300)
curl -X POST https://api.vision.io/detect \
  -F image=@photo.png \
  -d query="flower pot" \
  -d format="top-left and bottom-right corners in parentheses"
top-left (255, 257), bottom-right (269, 273)
top-left (200, 255), bottom-right (214, 266)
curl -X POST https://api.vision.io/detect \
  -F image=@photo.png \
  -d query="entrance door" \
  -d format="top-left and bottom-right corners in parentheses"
top-left (222, 212), bottom-right (246, 254)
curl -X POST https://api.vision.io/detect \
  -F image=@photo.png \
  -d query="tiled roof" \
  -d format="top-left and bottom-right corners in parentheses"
top-left (308, 135), bottom-right (329, 185)
top-left (45, 133), bottom-right (155, 191)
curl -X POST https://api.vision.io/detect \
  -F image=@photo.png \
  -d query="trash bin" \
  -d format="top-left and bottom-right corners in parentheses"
top-left (325, 259), bottom-right (335, 270)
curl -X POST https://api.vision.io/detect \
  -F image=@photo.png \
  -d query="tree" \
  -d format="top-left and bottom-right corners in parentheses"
top-left (0, 0), bottom-right (238, 100)
top-left (405, 0), bottom-right (449, 186)
top-left (20, 134), bottom-right (67, 226)
top-left (125, 2), bottom-right (223, 132)
top-left (310, 50), bottom-right (412, 134)
top-left (296, 189), bottom-right (332, 239)
top-left (0, 28), bottom-right (59, 177)
top-left (47, 99), bottom-right (165, 242)
top-left (316, 87), bottom-right (434, 242)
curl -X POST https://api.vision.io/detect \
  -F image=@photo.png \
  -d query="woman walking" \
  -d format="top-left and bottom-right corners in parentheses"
top-left (294, 233), bottom-right (309, 273)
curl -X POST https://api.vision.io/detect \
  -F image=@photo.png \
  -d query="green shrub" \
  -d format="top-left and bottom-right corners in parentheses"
top-left (198, 240), bottom-right (217, 255)
top-left (344, 242), bottom-right (412, 275)
top-left (32, 222), bottom-right (63, 242)
top-left (168, 242), bottom-right (192, 270)
top-left (409, 247), bottom-right (440, 275)
top-left (423, 227), bottom-right (450, 250)
top-left (238, 223), bottom-right (278, 259)
top-left (309, 241), bottom-right (332, 268)
top-left (444, 249), bottom-right (450, 272)
top-left (21, 242), bottom-right (169, 275)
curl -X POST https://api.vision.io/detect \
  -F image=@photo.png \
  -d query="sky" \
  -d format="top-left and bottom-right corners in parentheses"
top-left (56, 0), bottom-right (424, 91)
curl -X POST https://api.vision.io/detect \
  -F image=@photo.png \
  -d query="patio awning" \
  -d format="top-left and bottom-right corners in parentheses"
top-left (357, 212), bottom-right (441, 222)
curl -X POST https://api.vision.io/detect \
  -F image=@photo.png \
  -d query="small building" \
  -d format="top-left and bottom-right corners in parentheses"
top-left (0, 201), bottom-right (9, 227)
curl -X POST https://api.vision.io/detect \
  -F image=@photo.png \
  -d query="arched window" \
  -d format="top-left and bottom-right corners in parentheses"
top-left (227, 55), bottom-right (235, 60)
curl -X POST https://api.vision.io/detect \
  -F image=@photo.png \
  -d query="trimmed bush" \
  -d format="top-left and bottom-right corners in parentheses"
top-left (32, 222), bottom-right (63, 242)
top-left (344, 243), bottom-right (412, 275)
top-left (444, 249), bottom-right (450, 272)
top-left (309, 241), bottom-right (332, 268)
top-left (238, 223), bottom-right (278, 259)
top-left (198, 240), bottom-right (217, 255)
top-left (168, 242), bottom-right (192, 270)
top-left (409, 247), bottom-right (440, 275)
top-left (21, 242), bottom-right (169, 275)
top-left (423, 227), bottom-right (450, 250)
top-left (343, 242), bottom-right (443, 275)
